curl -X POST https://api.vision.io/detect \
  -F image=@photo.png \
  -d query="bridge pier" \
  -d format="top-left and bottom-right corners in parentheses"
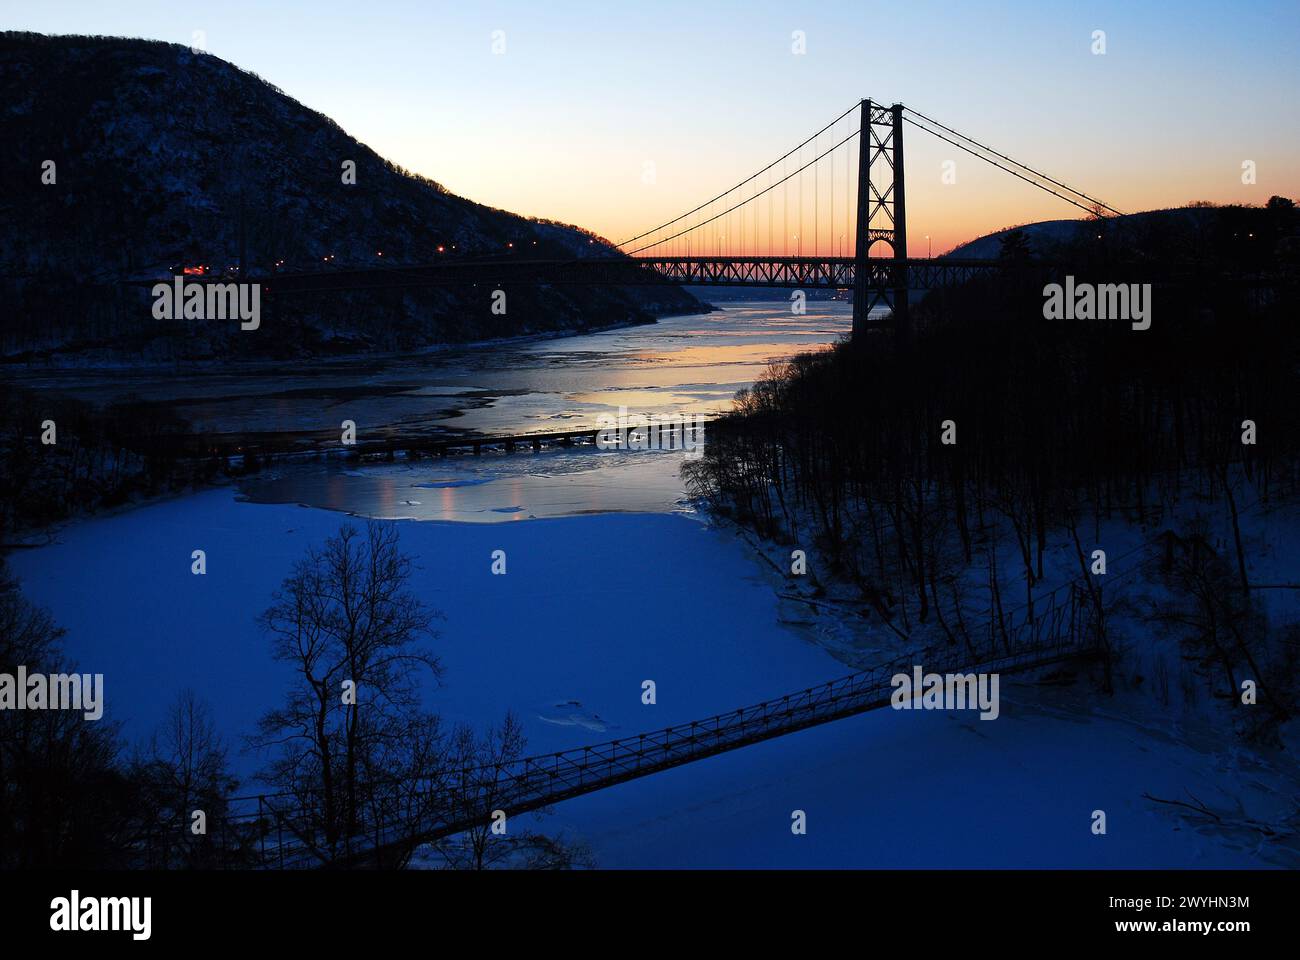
top-left (851, 100), bottom-right (872, 340)
top-left (852, 99), bottom-right (909, 347)
top-left (890, 103), bottom-right (910, 350)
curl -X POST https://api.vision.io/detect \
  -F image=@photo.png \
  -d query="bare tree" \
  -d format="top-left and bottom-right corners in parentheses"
top-left (436, 712), bottom-right (528, 870)
top-left (1151, 523), bottom-right (1288, 730)
top-left (427, 712), bottom-right (594, 870)
top-left (250, 521), bottom-right (443, 866)
top-left (131, 690), bottom-right (239, 868)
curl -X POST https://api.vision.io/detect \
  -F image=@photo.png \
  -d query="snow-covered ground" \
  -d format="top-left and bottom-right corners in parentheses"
top-left (9, 488), bottom-right (1297, 867)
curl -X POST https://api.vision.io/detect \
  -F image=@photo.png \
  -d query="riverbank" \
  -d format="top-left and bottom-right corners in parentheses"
top-left (9, 487), bottom-right (1296, 867)
top-left (0, 307), bottom-right (707, 373)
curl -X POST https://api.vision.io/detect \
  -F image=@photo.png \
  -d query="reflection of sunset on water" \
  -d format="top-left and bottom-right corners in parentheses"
top-left (225, 302), bottom-right (848, 522)
top-left (325, 472), bottom-right (348, 512)
top-left (625, 341), bottom-right (834, 367)
top-left (240, 449), bottom-right (694, 524)
top-left (16, 303), bottom-right (851, 443)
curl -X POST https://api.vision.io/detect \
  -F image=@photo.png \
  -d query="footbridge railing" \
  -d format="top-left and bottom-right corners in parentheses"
top-left (220, 576), bottom-right (1101, 868)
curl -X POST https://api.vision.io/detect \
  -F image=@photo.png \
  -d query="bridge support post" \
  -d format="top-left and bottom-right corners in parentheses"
top-left (851, 99), bottom-right (873, 341)
top-left (891, 103), bottom-right (910, 350)
top-left (851, 99), bottom-right (909, 346)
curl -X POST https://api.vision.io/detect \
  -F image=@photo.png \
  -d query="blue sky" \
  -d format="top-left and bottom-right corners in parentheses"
top-left (5, 0), bottom-right (1298, 250)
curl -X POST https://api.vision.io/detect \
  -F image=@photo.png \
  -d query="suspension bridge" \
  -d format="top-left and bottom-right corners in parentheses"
top-left (167, 99), bottom-right (1121, 342)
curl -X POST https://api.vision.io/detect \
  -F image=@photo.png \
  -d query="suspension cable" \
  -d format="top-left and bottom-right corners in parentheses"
top-left (618, 100), bottom-right (862, 248)
top-left (903, 105), bottom-right (1122, 216)
top-left (622, 100), bottom-right (1123, 256)
top-left (901, 115), bottom-right (1104, 218)
top-left (626, 128), bottom-right (860, 256)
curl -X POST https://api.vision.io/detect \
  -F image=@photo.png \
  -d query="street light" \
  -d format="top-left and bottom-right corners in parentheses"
top-left (925, 234), bottom-right (931, 259)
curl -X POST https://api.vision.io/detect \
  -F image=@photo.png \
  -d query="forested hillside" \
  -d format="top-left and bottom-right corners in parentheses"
top-left (0, 33), bottom-right (701, 362)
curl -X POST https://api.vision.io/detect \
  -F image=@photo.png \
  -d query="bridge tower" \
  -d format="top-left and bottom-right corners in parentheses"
top-left (852, 100), bottom-right (908, 343)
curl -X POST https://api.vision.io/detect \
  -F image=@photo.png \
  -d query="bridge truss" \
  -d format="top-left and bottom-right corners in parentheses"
top-left (227, 254), bottom-right (1000, 296)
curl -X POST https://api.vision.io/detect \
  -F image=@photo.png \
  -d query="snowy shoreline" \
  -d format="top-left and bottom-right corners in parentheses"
top-left (8, 487), bottom-right (1296, 867)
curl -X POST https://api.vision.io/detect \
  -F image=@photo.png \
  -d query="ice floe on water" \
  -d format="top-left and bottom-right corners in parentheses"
top-left (537, 700), bottom-right (612, 733)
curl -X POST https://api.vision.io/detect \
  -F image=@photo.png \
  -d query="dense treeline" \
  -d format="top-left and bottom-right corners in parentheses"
top-left (686, 202), bottom-right (1300, 731)
top-left (0, 384), bottom-right (210, 540)
top-left (0, 558), bottom-right (246, 867)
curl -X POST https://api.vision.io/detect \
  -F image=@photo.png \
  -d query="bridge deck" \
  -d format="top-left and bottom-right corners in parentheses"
top-left (129, 256), bottom-right (1003, 295)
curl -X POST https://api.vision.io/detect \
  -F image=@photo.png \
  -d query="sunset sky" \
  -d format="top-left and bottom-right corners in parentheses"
top-left (7, 0), bottom-right (1299, 254)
